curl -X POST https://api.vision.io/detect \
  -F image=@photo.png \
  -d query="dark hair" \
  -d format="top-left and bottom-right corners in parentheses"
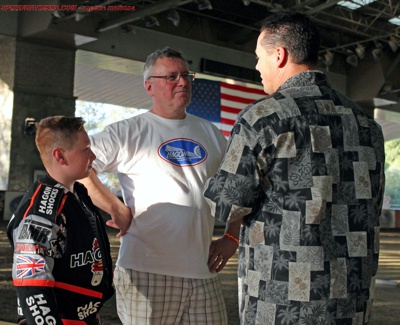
top-left (143, 47), bottom-right (189, 81)
top-left (260, 12), bottom-right (320, 65)
top-left (35, 116), bottom-right (85, 165)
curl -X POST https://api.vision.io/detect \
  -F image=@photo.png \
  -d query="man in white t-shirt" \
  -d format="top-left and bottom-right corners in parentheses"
top-left (80, 47), bottom-right (236, 324)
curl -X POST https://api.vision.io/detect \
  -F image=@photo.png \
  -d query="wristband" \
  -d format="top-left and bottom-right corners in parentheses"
top-left (224, 232), bottom-right (239, 246)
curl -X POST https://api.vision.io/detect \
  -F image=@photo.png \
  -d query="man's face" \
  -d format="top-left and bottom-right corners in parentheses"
top-left (145, 57), bottom-right (192, 115)
top-left (255, 31), bottom-right (276, 95)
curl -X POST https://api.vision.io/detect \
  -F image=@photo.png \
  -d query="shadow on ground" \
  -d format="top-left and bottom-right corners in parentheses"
top-left (1, 222), bottom-right (399, 324)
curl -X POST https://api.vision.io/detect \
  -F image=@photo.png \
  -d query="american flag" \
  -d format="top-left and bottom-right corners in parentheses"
top-left (187, 79), bottom-right (266, 137)
top-left (16, 255), bottom-right (46, 278)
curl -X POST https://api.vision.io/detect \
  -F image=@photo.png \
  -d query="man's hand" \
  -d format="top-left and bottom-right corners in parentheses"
top-left (80, 170), bottom-right (133, 238)
top-left (208, 236), bottom-right (238, 273)
top-left (106, 204), bottom-right (133, 238)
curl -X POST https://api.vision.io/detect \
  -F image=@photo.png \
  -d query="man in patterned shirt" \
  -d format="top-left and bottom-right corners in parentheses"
top-left (203, 11), bottom-right (385, 325)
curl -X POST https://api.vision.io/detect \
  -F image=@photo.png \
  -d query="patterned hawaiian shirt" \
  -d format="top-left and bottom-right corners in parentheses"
top-left (203, 71), bottom-right (385, 325)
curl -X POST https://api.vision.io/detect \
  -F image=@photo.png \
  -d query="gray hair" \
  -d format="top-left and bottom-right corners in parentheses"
top-left (143, 47), bottom-right (189, 83)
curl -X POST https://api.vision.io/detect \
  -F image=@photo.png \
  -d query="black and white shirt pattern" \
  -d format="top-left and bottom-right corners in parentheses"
top-left (204, 71), bottom-right (385, 325)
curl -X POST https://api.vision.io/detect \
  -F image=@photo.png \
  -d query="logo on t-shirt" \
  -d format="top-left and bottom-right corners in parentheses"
top-left (158, 138), bottom-right (208, 167)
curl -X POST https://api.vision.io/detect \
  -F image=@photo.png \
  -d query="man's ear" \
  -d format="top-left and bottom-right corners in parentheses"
top-left (276, 46), bottom-right (288, 67)
top-left (53, 148), bottom-right (67, 165)
top-left (145, 79), bottom-right (154, 96)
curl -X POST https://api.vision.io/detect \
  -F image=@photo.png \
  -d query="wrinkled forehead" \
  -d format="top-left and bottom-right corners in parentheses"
top-left (151, 57), bottom-right (189, 74)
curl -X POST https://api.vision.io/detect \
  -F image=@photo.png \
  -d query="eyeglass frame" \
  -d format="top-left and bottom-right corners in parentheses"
top-left (147, 72), bottom-right (196, 84)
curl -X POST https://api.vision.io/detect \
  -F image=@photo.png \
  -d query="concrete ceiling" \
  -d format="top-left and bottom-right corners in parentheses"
top-left (2, 0), bottom-right (400, 140)
top-left (74, 50), bottom-right (151, 108)
top-left (2, 1), bottom-right (400, 98)
top-left (70, 0), bottom-right (400, 111)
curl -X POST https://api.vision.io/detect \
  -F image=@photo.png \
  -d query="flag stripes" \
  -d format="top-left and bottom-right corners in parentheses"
top-left (187, 79), bottom-right (265, 137)
top-left (220, 82), bottom-right (265, 136)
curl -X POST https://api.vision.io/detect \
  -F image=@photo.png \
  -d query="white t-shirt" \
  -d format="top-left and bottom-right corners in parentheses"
top-left (90, 112), bottom-right (227, 279)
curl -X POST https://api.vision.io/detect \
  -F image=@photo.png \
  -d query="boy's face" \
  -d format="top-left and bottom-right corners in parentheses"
top-left (63, 130), bottom-right (96, 180)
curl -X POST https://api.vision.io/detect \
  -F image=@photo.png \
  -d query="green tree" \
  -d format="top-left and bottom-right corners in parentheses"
top-left (76, 100), bottom-right (147, 195)
top-left (384, 139), bottom-right (400, 206)
top-left (385, 139), bottom-right (400, 170)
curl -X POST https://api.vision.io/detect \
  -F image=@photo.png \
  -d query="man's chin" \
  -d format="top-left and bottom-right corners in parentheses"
top-left (176, 96), bottom-right (191, 106)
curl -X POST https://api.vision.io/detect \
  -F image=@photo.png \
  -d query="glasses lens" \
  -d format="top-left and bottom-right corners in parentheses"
top-left (165, 73), bottom-right (195, 83)
top-left (166, 75), bottom-right (179, 83)
top-left (181, 73), bottom-right (195, 82)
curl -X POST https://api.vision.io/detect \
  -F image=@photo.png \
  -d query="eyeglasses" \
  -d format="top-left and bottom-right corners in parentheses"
top-left (147, 72), bottom-right (196, 84)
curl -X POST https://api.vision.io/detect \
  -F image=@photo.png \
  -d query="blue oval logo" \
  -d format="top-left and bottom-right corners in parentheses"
top-left (158, 138), bottom-right (208, 167)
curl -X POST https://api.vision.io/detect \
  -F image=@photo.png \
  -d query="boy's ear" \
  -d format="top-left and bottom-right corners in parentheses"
top-left (53, 147), bottom-right (67, 165)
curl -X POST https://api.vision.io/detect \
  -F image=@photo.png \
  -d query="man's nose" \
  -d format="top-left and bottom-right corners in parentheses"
top-left (177, 75), bottom-right (190, 86)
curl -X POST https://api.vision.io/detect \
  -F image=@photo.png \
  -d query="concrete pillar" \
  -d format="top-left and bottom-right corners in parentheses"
top-left (0, 36), bottom-right (76, 206)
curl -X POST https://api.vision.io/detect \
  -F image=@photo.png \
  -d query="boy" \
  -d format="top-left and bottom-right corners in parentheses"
top-left (7, 116), bottom-right (114, 325)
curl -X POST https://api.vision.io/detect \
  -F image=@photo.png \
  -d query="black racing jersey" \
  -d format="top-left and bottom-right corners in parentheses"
top-left (7, 175), bottom-right (114, 325)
